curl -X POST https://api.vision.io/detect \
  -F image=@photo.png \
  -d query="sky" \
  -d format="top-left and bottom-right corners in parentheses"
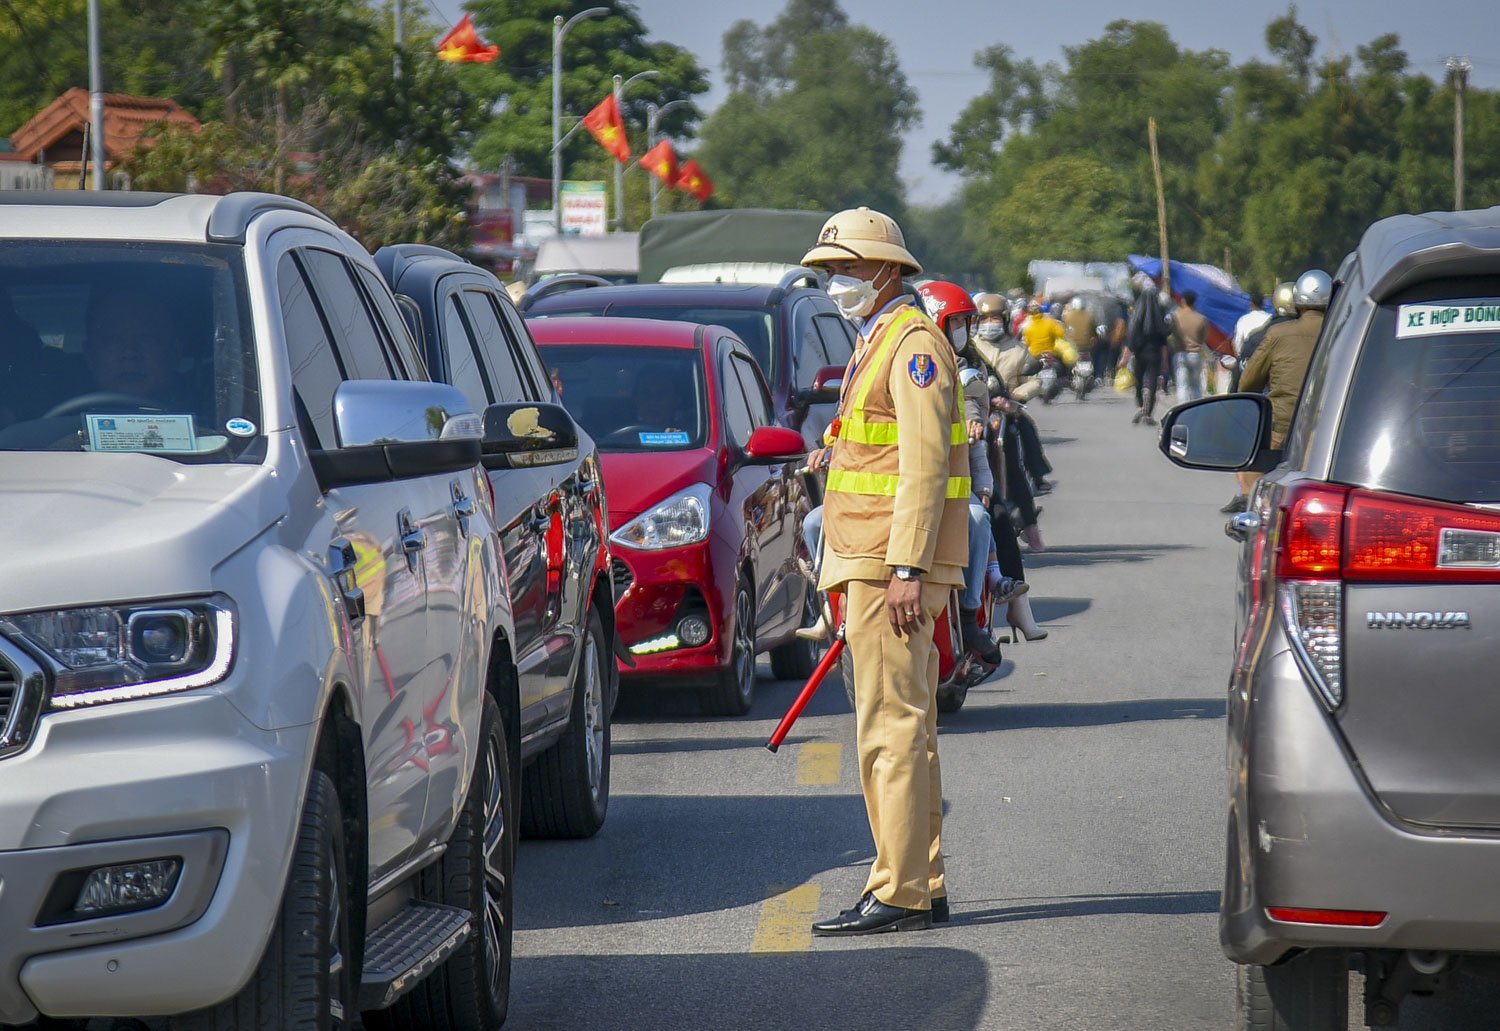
top-left (431, 0), bottom-right (1496, 205)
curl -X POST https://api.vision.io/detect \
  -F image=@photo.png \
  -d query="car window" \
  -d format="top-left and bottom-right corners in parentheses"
top-left (536, 301), bottom-right (777, 383)
top-left (0, 240), bottom-right (261, 461)
top-left (460, 290), bottom-right (531, 403)
top-left (730, 351), bottom-right (773, 428)
top-left (814, 312), bottom-right (855, 367)
top-left (442, 292), bottom-right (495, 412)
top-left (791, 299), bottom-right (826, 390)
top-left (1331, 276), bottom-right (1500, 504)
top-left (719, 347), bottom-right (757, 447)
top-left (538, 344), bottom-right (707, 452)
top-left (496, 297), bottom-right (553, 399)
top-left (298, 248), bottom-right (395, 380)
top-left (278, 252), bottom-right (345, 450)
top-left (355, 264), bottom-right (427, 380)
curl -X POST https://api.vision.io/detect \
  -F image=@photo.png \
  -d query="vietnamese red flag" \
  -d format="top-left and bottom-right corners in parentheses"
top-left (675, 159), bottom-right (713, 202)
top-left (582, 94), bottom-right (631, 164)
top-left (640, 139), bottom-right (679, 186)
top-left (436, 14), bottom-right (499, 63)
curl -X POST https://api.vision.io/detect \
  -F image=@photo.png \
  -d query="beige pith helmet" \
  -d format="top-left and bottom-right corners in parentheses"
top-left (973, 292), bottom-right (1007, 318)
top-left (802, 206), bottom-right (923, 275)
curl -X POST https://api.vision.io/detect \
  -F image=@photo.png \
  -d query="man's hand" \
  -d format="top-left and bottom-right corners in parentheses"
top-left (805, 446), bottom-right (832, 471)
top-left (967, 418), bottom-right (984, 443)
top-left (886, 576), bottom-right (925, 637)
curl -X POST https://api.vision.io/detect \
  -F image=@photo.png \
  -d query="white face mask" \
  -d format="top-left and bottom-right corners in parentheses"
top-left (976, 321), bottom-right (1004, 342)
top-left (826, 265), bottom-right (890, 321)
top-left (948, 324), bottom-right (968, 351)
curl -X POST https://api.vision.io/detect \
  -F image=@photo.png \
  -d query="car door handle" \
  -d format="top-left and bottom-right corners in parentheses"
top-left (399, 509), bottom-right (426, 571)
top-left (451, 481), bottom-right (475, 536)
top-left (1225, 511), bottom-right (1260, 542)
top-left (328, 539), bottom-right (366, 626)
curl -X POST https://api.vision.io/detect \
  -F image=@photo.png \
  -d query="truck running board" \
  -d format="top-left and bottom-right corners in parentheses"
top-left (358, 901), bottom-right (472, 1010)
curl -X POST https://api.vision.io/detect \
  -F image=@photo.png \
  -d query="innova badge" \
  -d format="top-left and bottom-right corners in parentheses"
top-left (1366, 611), bottom-right (1471, 630)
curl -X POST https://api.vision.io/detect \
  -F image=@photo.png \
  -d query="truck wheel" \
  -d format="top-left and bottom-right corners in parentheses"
top-left (370, 696), bottom-right (514, 1030)
top-left (699, 579), bottom-right (756, 716)
top-left (769, 584), bottom-right (819, 681)
top-left (521, 608), bottom-right (610, 838)
top-left (172, 771), bottom-right (355, 1031)
top-left (1236, 952), bottom-right (1348, 1030)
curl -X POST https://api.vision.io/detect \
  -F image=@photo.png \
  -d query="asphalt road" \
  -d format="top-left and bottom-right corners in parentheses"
top-left (507, 390), bottom-right (1500, 1031)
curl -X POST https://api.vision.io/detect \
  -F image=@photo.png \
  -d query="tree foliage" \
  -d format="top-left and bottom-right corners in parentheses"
top-left (462, 0), bottom-right (708, 179)
top-left (937, 10), bottom-right (1500, 290)
top-left (698, 0), bottom-right (918, 215)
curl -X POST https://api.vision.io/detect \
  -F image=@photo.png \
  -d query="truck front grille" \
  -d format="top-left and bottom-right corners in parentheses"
top-left (0, 638), bottom-right (46, 761)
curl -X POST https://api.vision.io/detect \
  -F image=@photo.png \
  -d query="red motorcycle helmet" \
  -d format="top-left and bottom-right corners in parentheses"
top-left (917, 280), bottom-right (977, 331)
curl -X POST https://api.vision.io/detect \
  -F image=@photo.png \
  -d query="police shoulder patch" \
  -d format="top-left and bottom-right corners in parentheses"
top-left (908, 353), bottom-right (936, 388)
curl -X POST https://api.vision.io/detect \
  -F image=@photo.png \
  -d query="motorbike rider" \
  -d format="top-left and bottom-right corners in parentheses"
top-left (969, 292), bottom-right (1055, 498)
top-left (1237, 269), bottom-right (1330, 488)
top-left (1063, 296), bottom-right (1100, 391)
top-left (1220, 283), bottom-right (1292, 514)
top-left (919, 281), bottom-right (1030, 676)
top-left (1022, 300), bottom-right (1072, 363)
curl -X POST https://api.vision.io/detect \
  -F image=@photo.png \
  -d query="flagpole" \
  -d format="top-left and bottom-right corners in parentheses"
top-left (553, 8), bottom-right (609, 235)
top-left (647, 99), bottom-right (689, 220)
top-left (612, 70), bottom-right (659, 232)
top-left (393, 0), bottom-right (404, 79)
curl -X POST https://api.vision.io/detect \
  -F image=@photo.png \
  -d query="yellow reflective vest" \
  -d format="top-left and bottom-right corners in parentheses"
top-left (821, 303), bottom-right (970, 581)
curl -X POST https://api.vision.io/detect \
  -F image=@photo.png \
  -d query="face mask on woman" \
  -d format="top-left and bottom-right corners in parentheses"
top-left (976, 320), bottom-right (1004, 342)
top-left (948, 324), bottom-right (969, 351)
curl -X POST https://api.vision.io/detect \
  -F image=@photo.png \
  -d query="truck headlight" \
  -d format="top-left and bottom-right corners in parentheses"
top-left (610, 483), bottom-right (713, 551)
top-left (2, 596), bottom-right (236, 709)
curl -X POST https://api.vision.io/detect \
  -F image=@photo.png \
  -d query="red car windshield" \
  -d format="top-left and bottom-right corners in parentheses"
top-left (539, 345), bottom-right (708, 452)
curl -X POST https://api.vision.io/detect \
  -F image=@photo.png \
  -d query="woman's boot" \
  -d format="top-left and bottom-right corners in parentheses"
top-left (1007, 594), bottom-right (1048, 641)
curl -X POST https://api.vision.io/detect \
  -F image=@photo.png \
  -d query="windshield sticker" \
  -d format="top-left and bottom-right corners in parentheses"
top-left (225, 417), bottom-right (256, 437)
top-left (85, 413), bottom-right (197, 453)
top-left (639, 431), bottom-right (690, 446)
top-left (1396, 303), bottom-right (1500, 339)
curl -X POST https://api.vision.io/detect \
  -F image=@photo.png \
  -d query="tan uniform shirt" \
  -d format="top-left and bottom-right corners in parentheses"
top-left (820, 302), bottom-right (965, 590)
top-left (1240, 310), bottom-right (1325, 438)
top-left (1063, 308), bottom-right (1097, 347)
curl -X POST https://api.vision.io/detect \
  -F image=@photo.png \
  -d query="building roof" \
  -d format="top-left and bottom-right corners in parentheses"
top-left (9, 88), bottom-right (199, 163)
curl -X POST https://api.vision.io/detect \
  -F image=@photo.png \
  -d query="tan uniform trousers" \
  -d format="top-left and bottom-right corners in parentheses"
top-left (844, 577), bottom-right (950, 911)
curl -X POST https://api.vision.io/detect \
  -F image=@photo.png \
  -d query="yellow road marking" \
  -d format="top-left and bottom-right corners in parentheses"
top-left (751, 884), bottom-right (822, 953)
top-left (797, 742), bottom-right (843, 785)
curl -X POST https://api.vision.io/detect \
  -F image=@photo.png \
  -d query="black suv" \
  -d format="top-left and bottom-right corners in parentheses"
top-left (376, 245), bottom-right (614, 840)
top-left (520, 269), bottom-right (855, 453)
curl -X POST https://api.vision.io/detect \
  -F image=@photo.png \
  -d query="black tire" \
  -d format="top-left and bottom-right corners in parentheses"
top-left (367, 696), bottom-right (514, 1031)
top-left (769, 583), bottom-right (819, 681)
top-left (521, 608), bottom-right (609, 838)
top-left (172, 771), bottom-right (355, 1031)
top-left (1236, 952), bottom-right (1349, 1031)
top-left (699, 577), bottom-right (756, 716)
top-left (936, 681), bottom-right (969, 713)
top-left (839, 644), bottom-right (857, 712)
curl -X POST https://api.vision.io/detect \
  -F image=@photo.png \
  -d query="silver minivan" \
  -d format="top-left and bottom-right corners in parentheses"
top-left (1164, 207), bottom-right (1500, 1029)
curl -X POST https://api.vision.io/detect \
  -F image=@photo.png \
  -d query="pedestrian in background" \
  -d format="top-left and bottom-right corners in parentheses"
top-left (1126, 278), bottom-right (1169, 426)
top-left (1171, 290), bottom-right (1209, 400)
top-left (801, 207), bottom-right (970, 936)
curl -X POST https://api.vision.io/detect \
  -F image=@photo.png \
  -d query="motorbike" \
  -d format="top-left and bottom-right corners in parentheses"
top-left (1071, 357), bottom-right (1095, 400)
top-left (1036, 351), bottom-right (1065, 404)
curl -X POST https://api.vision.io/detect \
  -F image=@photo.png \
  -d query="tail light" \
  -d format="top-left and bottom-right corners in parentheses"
top-left (1270, 483), bottom-right (1500, 710)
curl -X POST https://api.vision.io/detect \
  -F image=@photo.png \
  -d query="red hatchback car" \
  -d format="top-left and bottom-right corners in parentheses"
top-left (530, 316), bottom-right (817, 715)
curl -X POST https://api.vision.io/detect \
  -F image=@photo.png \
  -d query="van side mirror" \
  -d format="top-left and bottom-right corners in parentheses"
top-left (1158, 394), bottom-right (1274, 471)
top-left (795, 364), bottom-right (847, 408)
top-left (482, 401), bottom-right (580, 469)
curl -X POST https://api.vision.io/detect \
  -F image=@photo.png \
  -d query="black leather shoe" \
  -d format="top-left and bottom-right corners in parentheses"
top-left (932, 895), bottom-right (950, 924)
top-left (811, 893), bottom-right (933, 937)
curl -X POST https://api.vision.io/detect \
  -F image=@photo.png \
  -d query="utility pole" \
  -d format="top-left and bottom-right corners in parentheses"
top-left (86, 0), bottom-right (105, 190)
top-left (1148, 117), bottom-right (1170, 295)
top-left (552, 8), bottom-right (609, 234)
top-left (1448, 57), bottom-right (1471, 211)
top-left (393, 0), bottom-right (405, 79)
top-left (611, 70), bottom-right (658, 232)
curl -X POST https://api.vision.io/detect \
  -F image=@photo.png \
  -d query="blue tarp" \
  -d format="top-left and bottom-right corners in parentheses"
top-left (1127, 255), bottom-right (1265, 355)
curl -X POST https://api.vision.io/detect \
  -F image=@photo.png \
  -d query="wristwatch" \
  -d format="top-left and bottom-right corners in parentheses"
top-left (893, 566), bottom-right (921, 582)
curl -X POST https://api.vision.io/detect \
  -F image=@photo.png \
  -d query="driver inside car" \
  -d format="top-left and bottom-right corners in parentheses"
top-left (83, 287), bottom-right (188, 404)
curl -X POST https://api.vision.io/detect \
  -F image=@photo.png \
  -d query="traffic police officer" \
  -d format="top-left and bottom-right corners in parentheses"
top-left (801, 207), bottom-right (970, 936)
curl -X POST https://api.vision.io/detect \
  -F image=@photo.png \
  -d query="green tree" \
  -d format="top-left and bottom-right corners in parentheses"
top-left (462, 0), bottom-right (708, 180)
top-left (698, 0), bottom-right (918, 214)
